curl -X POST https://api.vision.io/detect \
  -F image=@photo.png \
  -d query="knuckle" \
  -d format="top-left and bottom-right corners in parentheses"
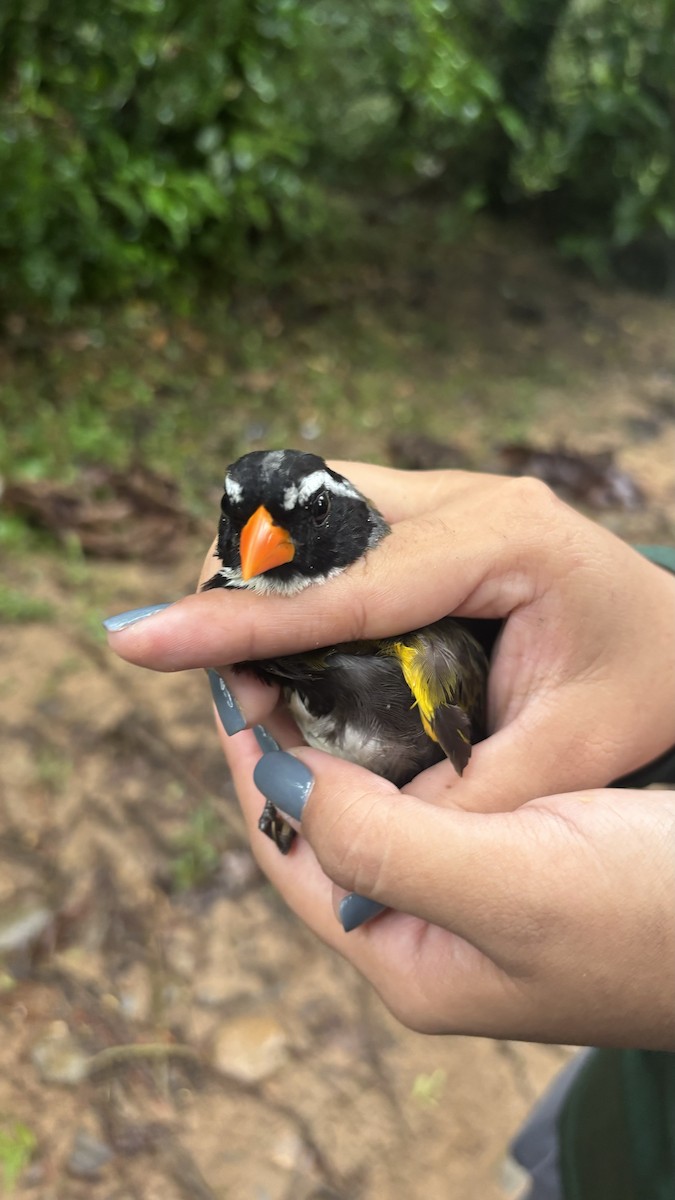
top-left (505, 473), bottom-right (559, 514)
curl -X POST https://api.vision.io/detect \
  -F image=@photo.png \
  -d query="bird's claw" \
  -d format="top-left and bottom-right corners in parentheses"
top-left (258, 800), bottom-right (296, 855)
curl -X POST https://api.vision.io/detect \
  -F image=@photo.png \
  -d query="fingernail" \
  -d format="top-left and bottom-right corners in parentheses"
top-left (254, 725), bottom-right (280, 754)
top-left (208, 669), bottom-right (246, 735)
top-left (339, 894), bottom-right (387, 933)
top-left (103, 603), bottom-right (173, 632)
top-left (253, 751), bottom-right (313, 822)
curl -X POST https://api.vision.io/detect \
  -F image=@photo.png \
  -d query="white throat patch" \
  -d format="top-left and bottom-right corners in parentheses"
top-left (212, 563), bottom-right (344, 595)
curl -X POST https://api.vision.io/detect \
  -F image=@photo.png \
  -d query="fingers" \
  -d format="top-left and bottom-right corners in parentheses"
top-left (218, 720), bottom-right (473, 951)
top-left (199, 466), bottom-right (482, 588)
top-left (217, 723), bottom-right (407, 960)
top-left (211, 668), bottom-right (281, 730)
top-left (218, 725), bottom-right (526, 1035)
top-left (105, 481), bottom-right (543, 672)
top-left (250, 745), bottom-right (675, 1044)
top-left (250, 745), bottom-right (549, 960)
top-left (326, 462), bottom-right (483, 523)
top-left (219, 727), bottom-right (342, 935)
top-left (414, 687), bottom-right (625, 815)
top-left (217, 719), bottom-right (675, 1045)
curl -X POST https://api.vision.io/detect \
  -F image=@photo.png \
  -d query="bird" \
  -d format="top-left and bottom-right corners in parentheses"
top-left (203, 449), bottom-right (490, 853)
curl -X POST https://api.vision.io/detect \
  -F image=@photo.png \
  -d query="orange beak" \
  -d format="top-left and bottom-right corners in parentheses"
top-left (240, 505), bottom-right (296, 580)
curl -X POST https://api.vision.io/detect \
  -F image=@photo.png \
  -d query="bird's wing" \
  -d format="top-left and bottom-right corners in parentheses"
top-left (382, 620), bottom-right (487, 776)
top-left (248, 640), bottom-right (381, 684)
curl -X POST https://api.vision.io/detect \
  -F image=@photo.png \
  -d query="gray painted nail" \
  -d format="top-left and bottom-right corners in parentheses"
top-left (208, 670), bottom-right (246, 735)
top-left (254, 725), bottom-right (280, 754)
top-left (103, 603), bottom-right (173, 632)
top-left (253, 751), bottom-right (313, 822)
top-left (339, 894), bottom-right (387, 933)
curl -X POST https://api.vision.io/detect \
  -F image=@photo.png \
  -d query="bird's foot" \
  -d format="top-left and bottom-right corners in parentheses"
top-left (258, 800), bottom-right (296, 855)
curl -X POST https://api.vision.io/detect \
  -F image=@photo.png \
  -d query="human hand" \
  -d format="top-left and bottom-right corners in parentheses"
top-left (106, 465), bottom-right (675, 809)
top-left (214, 722), bottom-right (675, 1049)
top-left (104, 465), bottom-right (675, 1044)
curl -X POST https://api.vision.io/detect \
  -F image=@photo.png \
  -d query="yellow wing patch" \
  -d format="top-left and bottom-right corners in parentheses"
top-left (386, 634), bottom-right (474, 772)
top-left (389, 640), bottom-right (452, 731)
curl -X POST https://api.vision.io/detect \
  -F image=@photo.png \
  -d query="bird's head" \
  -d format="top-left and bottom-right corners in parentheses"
top-left (202, 449), bottom-right (390, 595)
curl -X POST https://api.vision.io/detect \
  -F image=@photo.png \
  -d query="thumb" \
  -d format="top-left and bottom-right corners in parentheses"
top-left (252, 747), bottom-right (544, 953)
top-left (420, 689), bottom-right (627, 816)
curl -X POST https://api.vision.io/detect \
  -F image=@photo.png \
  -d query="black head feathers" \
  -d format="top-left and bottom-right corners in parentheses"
top-left (203, 449), bottom-right (390, 595)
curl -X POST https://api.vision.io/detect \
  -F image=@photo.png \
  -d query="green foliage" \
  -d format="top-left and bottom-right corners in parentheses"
top-left (0, 0), bottom-right (674, 309)
top-left (511, 0), bottom-right (675, 274)
top-left (0, 584), bottom-right (55, 623)
top-left (411, 1068), bottom-right (447, 1107)
top-left (0, 1122), bottom-right (37, 1193)
top-left (169, 803), bottom-right (227, 892)
top-left (0, 0), bottom-right (316, 311)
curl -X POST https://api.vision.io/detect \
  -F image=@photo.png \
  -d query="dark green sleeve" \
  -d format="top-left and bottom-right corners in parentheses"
top-left (611, 545), bottom-right (675, 788)
top-left (559, 1050), bottom-right (675, 1200)
top-left (559, 545), bottom-right (675, 1200)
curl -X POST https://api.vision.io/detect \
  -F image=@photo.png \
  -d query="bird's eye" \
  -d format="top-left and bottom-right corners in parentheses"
top-left (311, 489), bottom-right (331, 525)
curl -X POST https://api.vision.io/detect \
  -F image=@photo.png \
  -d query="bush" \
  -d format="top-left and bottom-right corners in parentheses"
top-left (510, 0), bottom-right (675, 277)
top-left (0, 0), bottom-right (319, 310)
top-left (0, 0), bottom-right (674, 311)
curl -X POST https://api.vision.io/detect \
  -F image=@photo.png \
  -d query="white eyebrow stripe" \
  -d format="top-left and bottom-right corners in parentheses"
top-left (224, 475), bottom-right (243, 503)
top-left (287, 469), bottom-right (360, 508)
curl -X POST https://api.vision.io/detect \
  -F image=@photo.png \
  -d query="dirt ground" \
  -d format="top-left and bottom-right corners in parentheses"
top-left (2, 232), bottom-right (675, 1199)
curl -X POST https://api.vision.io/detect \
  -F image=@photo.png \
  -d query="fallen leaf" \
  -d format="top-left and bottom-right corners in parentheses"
top-left (498, 443), bottom-right (646, 510)
top-left (1, 464), bottom-right (201, 561)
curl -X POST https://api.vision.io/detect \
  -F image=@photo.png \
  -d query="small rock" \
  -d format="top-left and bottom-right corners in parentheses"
top-left (499, 1153), bottom-right (530, 1199)
top-left (270, 1130), bottom-right (313, 1173)
top-left (51, 946), bottom-right (105, 987)
top-left (67, 1129), bottom-right (114, 1178)
top-left (31, 1023), bottom-right (89, 1085)
top-left (20, 1162), bottom-right (45, 1188)
top-left (116, 961), bottom-right (152, 1022)
top-left (0, 894), bottom-right (53, 954)
top-left (218, 848), bottom-right (261, 897)
top-left (212, 1012), bottom-right (289, 1083)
